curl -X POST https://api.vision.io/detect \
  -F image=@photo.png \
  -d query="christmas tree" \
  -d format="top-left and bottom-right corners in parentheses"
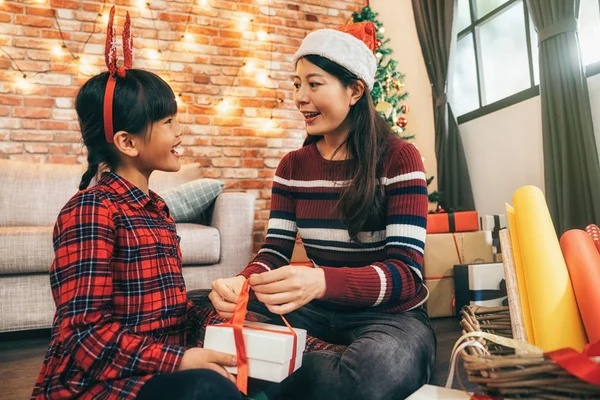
top-left (351, 6), bottom-right (442, 206)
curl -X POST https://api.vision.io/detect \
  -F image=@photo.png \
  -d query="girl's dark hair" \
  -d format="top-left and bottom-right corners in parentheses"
top-left (301, 55), bottom-right (393, 241)
top-left (75, 69), bottom-right (177, 190)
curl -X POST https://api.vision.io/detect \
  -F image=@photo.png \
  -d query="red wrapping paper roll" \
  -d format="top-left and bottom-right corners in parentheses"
top-left (560, 229), bottom-right (600, 343)
top-left (585, 224), bottom-right (600, 255)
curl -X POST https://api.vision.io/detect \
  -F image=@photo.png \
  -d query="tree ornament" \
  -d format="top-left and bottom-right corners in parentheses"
top-left (400, 104), bottom-right (409, 114)
top-left (376, 101), bottom-right (393, 118)
top-left (397, 116), bottom-right (408, 128)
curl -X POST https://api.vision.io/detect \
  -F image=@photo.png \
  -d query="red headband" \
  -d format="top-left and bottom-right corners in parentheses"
top-left (103, 6), bottom-right (133, 143)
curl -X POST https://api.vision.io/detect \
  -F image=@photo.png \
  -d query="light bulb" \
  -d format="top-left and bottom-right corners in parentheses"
top-left (16, 75), bottom-right (30, 91)
top-left (265, 118), bottom-right (276, 129)
top-left (379, 27), bottom-right (385, 34)
top-left (244, 60), bottom-right (256, 72)
top-left (256, 70), bottom-right (269, 86)
top-left (136, 0), bottom-right (146, 8)
top-left (217, 99), bottom-right (231, 113)
top-left (52, 45), bottom-right (64, 56)
top-left (198, 0), bottom-right (209, 6)
top-left (257, 30), bottom-right (268, 41)
top-left (147, 49), bottom-right (160, 60)
top-left (239, 17), bottom-right (251, 31)
top-left (101, 13), bottom-right (109, 25)
top-left (184, 33), bottom-right (193, 42)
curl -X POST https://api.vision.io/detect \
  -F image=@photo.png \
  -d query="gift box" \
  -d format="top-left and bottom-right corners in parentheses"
top-left (427, 211), bottom-right (479, 234)
top-left (423, 231), bottom-right (494, 317)
top-left (480, 214), bottom-right (508, 254)
top-left (406, 384), bottom-right (472, 399)
top-left (204, 320), bottom-right (307, 383)
top-left (453, 262), bottom-right (507, 315)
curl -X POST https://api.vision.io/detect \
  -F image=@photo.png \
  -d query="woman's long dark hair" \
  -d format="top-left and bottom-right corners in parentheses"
top-left (75, 69), bottom-right (177, 190)
top-left (301, 55), bottom-right (393, 241)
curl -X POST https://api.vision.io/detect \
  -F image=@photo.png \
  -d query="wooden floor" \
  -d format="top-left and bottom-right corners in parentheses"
top-left (0, 317), bottom-right (470, 400)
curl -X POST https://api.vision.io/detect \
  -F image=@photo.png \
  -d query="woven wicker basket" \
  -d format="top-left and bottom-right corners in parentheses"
top-left (458, 305), bottom-right (600, 399)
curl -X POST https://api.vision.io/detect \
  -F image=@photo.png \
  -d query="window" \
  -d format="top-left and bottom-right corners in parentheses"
top-left (451, 0), bottom-right (600, 121)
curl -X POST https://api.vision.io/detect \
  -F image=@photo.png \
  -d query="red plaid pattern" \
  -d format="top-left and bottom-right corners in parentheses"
top-left (32, 173), bottom-right (207, 400)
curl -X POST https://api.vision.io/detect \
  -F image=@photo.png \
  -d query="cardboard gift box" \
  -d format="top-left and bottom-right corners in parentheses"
top-left (204, 320), bottom-right (307, 383)
top-left (427, 211), bottom-right (479, 234)
top-left (453, 262), bottom-right (507, 315)
top-left (423, 231), bottom-right (494, 317)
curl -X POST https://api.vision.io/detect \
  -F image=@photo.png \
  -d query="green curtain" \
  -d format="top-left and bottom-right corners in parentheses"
top-left (527, 0), bottom-right (600, 232)
top-left (412, 0), bottom-right (475, 212)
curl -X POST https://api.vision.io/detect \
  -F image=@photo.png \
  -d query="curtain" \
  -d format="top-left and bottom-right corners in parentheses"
top-left (412, 0), bottom-right (475, 211)
top-left (527, 0), bottom-right (600, 232)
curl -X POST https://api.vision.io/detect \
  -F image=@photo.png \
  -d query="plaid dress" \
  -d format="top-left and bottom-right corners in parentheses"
top-left (31, 173), bottom-right (213, 400)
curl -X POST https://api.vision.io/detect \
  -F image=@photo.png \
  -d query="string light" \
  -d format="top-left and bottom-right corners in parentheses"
top-left (257, 30), bottom-right (268, 41)
top-left (238, 17), bottom-right (251, 31)
top-left (379, 27), bottom-right (385, 34)
top-left (244, 60), bottom-right (256, 73)
top-left (265, 117), bottom-right (276, 129)
top-left (216, 98), bottom-right (232, 113)
top-left (256, 70), bottom-right (270, 86)
top-left (184, 33), bottom-right (193, 42)
top-left (52, 44), bottom-right (65, 57)
top-left (101, 13), bottom-right (109, 25)
top-left (198, 0), bottom-right (209, 6)
top-left (16, 74), bottom-right (31, 91)
top-left (136, 0), bottom-right (147, 9)
top-left (146, 48), bottom-right (161, 60)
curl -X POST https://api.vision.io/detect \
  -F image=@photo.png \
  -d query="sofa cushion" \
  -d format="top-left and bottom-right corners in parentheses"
top-left (177, 223), bottom-right (220, 265)
top-left (0, 226), bottom-right (54, 274)
top-left (0, 160), bottom-right (204, 227)
top-left (0, 160), bottom-right (84, 227)
top-left (162, 179), bottom-right (224, 223)
top-left (0, 223), bottom-right (220, 275)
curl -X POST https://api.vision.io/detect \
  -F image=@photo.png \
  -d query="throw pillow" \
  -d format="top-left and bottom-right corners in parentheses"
top-left (161, 179), bottom-right (224, 223)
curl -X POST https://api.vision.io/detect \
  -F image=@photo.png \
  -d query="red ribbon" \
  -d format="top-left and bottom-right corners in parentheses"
top-left (546, 341), bottom-right (600, 386)
top-left (210, 280), bottom-right (298, 395)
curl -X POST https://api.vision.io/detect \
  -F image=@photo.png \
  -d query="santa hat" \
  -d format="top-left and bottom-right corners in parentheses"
top-left (292, 22), bottom-right (378, 91)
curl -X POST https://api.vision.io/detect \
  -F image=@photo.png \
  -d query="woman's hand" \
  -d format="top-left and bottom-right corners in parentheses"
top-left (248, 265), bottom-right (326, 315)
top-left (178, 347), bottom-right (237, 384)
top-left (209, 275), bottom-right (246, 319)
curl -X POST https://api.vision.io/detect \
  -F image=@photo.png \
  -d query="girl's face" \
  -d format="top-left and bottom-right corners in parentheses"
top-left (293, 58), bottom-right (355, 137)
top-left (137, 114), bottom-right (183, 173)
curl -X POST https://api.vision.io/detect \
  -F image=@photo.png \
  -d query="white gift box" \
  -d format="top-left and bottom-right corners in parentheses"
top-left (407, 384), bottom-right (472, 399)
top-left (204, 320), bottom-right (307, 383)
top-left (468, 262), bottom-right (507, 307)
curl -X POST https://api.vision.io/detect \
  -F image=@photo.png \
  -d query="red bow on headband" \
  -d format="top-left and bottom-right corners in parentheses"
top-left (103, 6), bottom-right (133, 143)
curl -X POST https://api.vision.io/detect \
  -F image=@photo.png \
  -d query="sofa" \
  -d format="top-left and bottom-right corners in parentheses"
top-left (0, 159), bottom-right (255, 333)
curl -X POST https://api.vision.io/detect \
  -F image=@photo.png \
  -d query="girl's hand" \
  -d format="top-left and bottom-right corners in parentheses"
top-left (248, 266), bottom-right (326, 314)
top-left (178, 348), bottom-right (237, 384)
top-left (209, 275), bottom-right (246, 319)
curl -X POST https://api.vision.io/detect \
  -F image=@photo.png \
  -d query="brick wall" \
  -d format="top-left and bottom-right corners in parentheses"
top-left (0, 0), bottom-right (364, 251)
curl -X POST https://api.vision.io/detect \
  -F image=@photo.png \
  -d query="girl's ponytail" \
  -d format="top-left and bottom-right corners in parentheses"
top-left (79, 152), bottom-right (100, 190)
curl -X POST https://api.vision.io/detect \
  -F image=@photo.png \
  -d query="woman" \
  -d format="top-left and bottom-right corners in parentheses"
top-left (209, 22), bottom-right (436, 400)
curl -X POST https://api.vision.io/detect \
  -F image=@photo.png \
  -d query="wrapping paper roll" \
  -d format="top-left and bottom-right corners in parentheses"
top-left (512, 186), bottom-right (587, 352)
top-left (505, 204), bottom-right (535, 344)
top-left (585, 224), bottom-right (600, 254)
top-left (499, 228), bottom-right (528, 348)
top-left (560, 230), bottom-right (600, 343)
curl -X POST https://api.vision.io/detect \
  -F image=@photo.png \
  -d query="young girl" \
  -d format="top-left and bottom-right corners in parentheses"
top-left (209, 22), bottom-right (436, 399)
top-left (32, 9), bottom-right (241, 400)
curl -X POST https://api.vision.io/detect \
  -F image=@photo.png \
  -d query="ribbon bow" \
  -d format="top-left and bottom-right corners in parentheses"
top-left (216, 280), bottom-right (298, 395)
top-left (103, 6), bottom-right (133, 143)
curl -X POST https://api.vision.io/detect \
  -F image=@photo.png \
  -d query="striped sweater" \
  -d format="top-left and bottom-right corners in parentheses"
top-left (239, 137), bottom-right (429, 313)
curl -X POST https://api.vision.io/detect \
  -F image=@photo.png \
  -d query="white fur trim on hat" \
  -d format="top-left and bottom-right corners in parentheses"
top-left (292, 29), bottom-right (377, 91)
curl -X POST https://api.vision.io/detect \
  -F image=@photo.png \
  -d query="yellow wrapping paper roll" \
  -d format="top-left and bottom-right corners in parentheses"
top-left (506, 204), bottom-right (535, 344)
top-left (512, 186), bottom-right (587, 352)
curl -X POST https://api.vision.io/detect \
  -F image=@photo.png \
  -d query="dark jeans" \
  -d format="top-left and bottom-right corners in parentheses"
top-left (137, 369), bottom-right (242, 400)
top-left (247, 301), bottom-right (437, 400)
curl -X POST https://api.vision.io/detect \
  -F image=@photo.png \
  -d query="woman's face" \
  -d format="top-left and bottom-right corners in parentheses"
top-left (293, 58), bottom-right (355, 137)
